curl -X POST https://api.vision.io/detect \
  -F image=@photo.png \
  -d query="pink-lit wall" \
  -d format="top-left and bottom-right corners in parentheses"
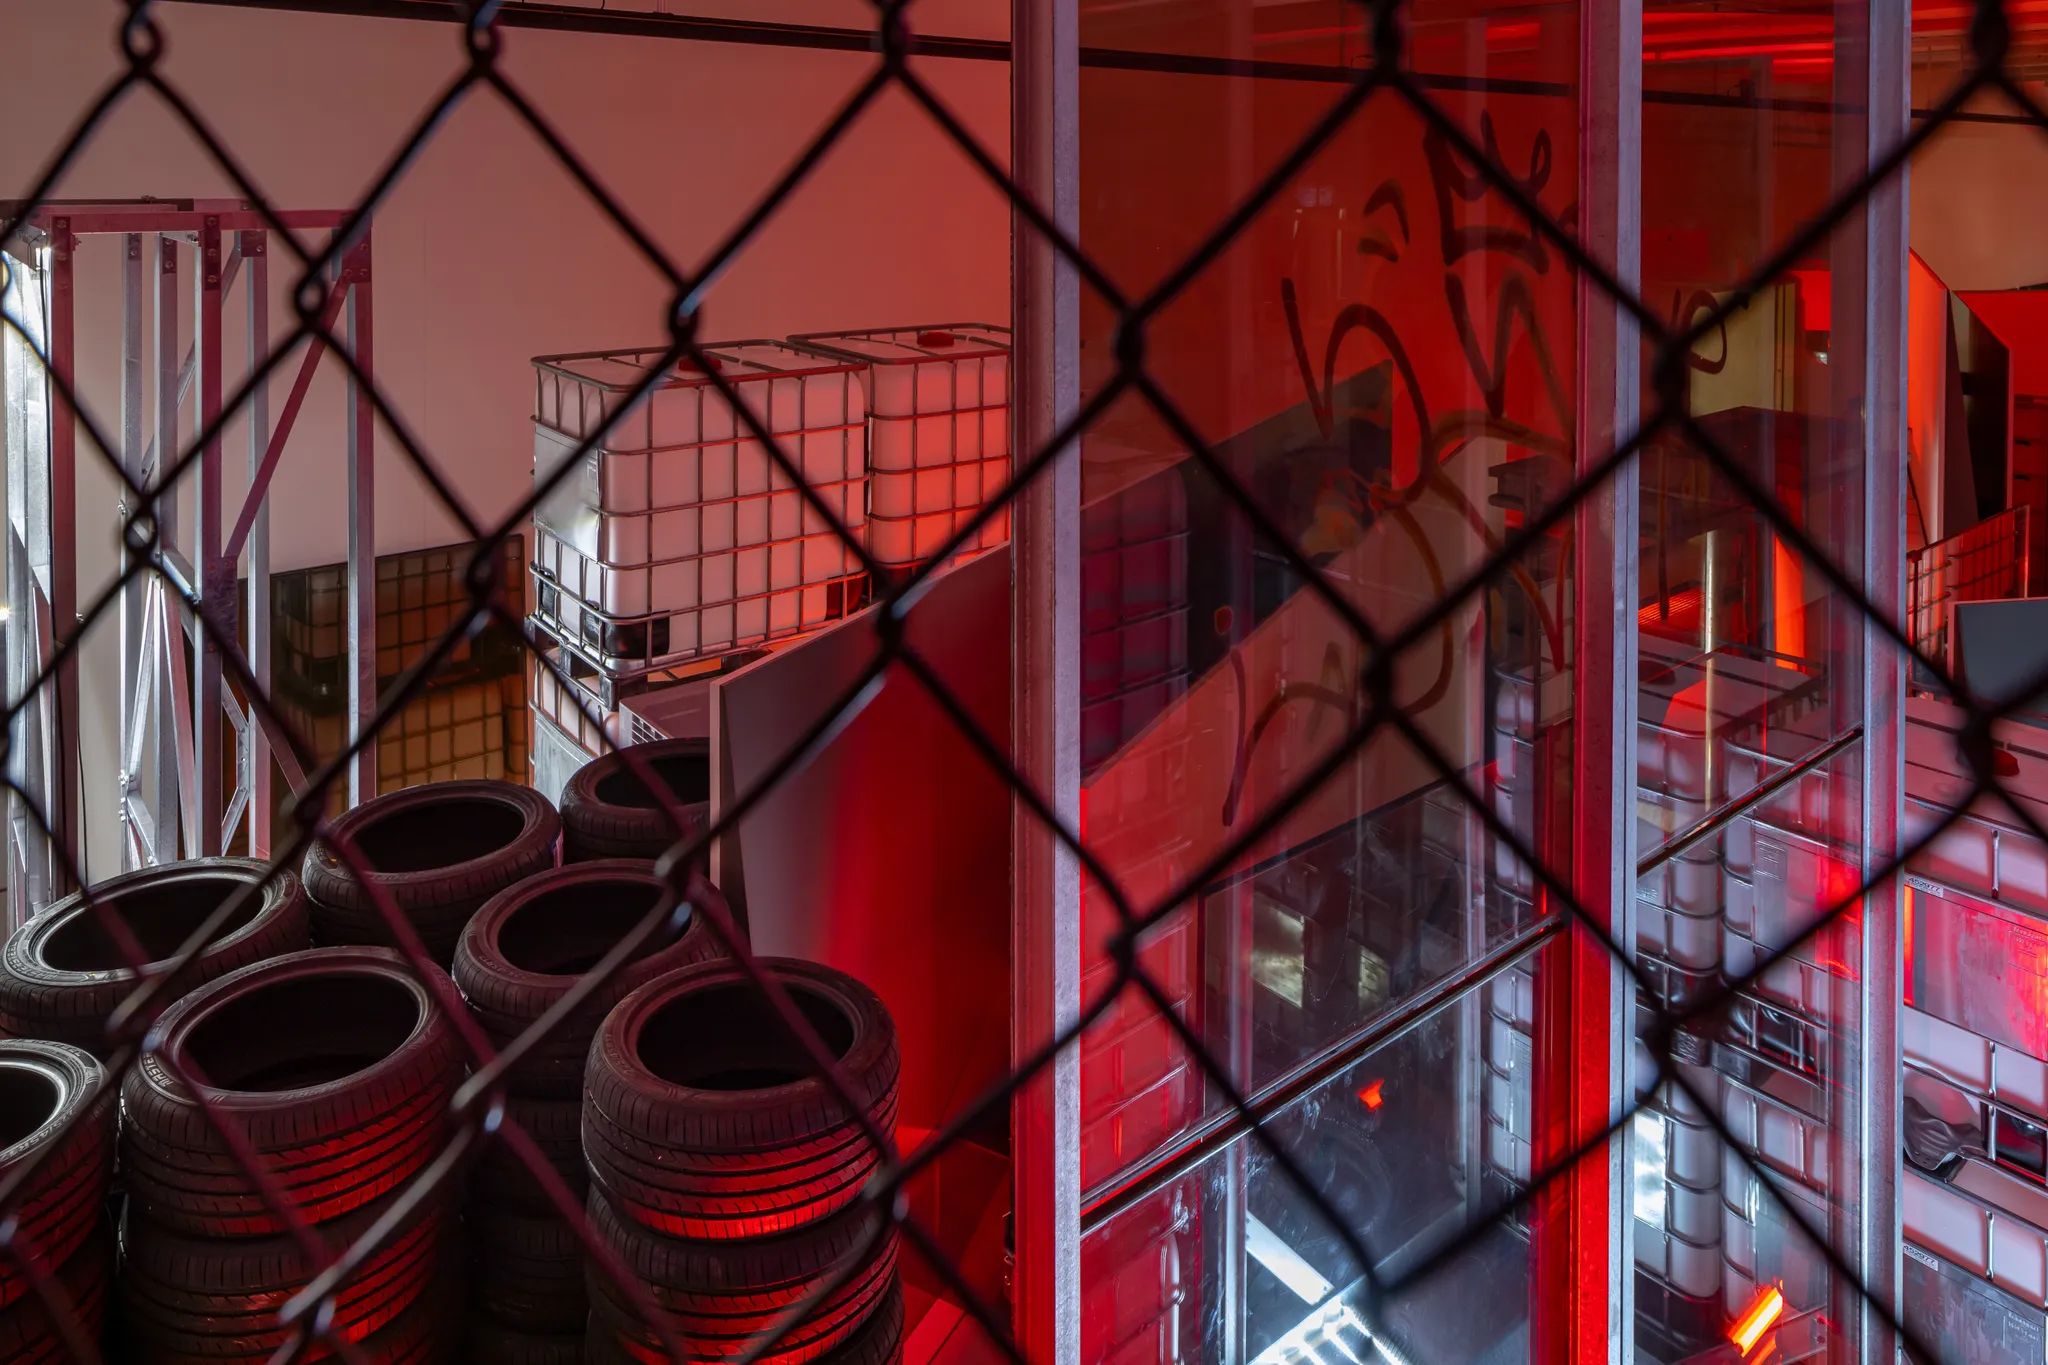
top-left (2, 0), bottom-right (1009, 879)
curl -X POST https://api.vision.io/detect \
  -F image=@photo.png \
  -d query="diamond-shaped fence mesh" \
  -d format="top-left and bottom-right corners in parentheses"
top-left (3, 0), bottom-right (2045, 1362)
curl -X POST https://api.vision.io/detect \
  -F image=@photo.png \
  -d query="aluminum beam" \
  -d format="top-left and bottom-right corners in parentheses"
top-left (46, 218), bottom-right (76, 894)
top-left (243, 229), bottom-right (270, 856)
top-left (1011, 0), bottom-right (1082, 1357)
top-left (4, 246), bottom-right (53, 926)
top-left (343, 235), bottom-right (376, 807)
top-left (149, 234), bottom-right (183, 860)
top-left (1857, 0), bottom-right (1910, 1353)
top-left (120, 232), bottom-right (148, 870)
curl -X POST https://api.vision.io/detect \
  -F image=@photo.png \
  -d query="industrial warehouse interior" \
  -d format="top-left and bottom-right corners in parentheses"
top-left (9, 0), bottom-right (2048, 1362)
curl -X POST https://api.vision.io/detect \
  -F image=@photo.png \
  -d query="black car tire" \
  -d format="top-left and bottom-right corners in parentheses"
top-left (558, 739), bottom-right (711, 864)
top-left (467, 1209), bottom-right (587, 1334)
top-left (0, 1221), bottom-right (109, 1363)
top-left (121, 1190), bottom-right (448, 1358)
top-left (301, 781), bottom-right (559, 965)
top-left (453, 860), bottom-right (722, 1098)
top-left (119, 947), bottom-right (462, 1237)
top-left (586, 1250), bottom-right (903, 1365)
top-left (473, 1094), bottom-right (587, 1215)
top-left (464, 1319), bottom-right (587, 1365)
top-left (0, 1039), bottom-right (114, 1312)
top-left (583, 958), bottom-right (898, 1239)
top-left (0, 859), bottom-right (310, 1057)
top-left (586, 1189), bottom-right (897, 1361)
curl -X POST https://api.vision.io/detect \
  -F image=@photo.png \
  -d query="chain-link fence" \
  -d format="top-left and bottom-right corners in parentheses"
top-left (6, 0), bottom-right (2048, 1361)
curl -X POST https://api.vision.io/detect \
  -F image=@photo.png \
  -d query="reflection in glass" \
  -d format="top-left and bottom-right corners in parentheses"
top-left (1074, 0), bottom-right (1582, 1207)
top-left (1631, 0), bottom-right (1873, 1357)
top-left (1081, 951), bottom-right (1545, 1365)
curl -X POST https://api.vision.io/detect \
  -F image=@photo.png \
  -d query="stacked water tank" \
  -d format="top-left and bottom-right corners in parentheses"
top-left (524, 329), bottom-right (1012, 805)
top-left (788, 325), bottom-right (1011, 571)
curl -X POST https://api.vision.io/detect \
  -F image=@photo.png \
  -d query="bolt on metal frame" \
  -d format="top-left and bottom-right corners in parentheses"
top-left (0, 0), bottom-right (2013, 1361)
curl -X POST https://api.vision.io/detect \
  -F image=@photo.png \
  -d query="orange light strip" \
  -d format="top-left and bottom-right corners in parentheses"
top-left (1729, 1287), bottom-right (1784, 1355)
top-left (1639, 587), bottom-right (1704, 628)
top-left (1772, 538), bottom-right (1807, 664)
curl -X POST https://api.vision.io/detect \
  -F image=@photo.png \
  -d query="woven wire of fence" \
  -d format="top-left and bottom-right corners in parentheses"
top-left (0, 0), bottom-right (2039, 1362)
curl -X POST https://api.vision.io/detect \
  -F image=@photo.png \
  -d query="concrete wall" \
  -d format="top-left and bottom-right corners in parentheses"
top-left (2, 0), bottom-right (1009, 879)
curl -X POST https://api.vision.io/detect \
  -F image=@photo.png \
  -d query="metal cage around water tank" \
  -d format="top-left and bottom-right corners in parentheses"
top-left (788, 324), bottom-right (1011, 570)
top-left (528, 342), bottom-right (869, 676)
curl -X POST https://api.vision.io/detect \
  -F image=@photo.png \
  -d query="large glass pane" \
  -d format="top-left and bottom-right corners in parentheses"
top-left (1074, 3), bottom-right (1587, 1360)
top-left (1075, 0), bottom-right (1581, 1184)
top-left (1889, 9), bottom-right (2048, 1357)
top-left (1080, 946), bottom-right (1555, 1365)
top-left (1632, 1), bottom-right (1873, 1358)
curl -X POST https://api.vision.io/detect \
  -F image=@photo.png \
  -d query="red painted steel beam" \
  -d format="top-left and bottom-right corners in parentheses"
top-left (8, 205), bottom-right (352, 236)
top-left (1531, 0), bottom-right (1637, 1356)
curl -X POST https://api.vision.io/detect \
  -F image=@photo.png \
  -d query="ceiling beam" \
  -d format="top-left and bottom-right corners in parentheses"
top-left (169, 0), bottom-right (1009, 61)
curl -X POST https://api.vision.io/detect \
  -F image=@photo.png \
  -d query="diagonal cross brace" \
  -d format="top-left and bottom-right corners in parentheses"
top-left (138, 238), bottom-right (241, 487)
top-left (221, 277), bottom-right (350, 568)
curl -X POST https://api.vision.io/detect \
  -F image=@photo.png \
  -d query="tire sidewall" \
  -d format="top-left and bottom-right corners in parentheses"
top-left (302, 780), bottom-right (560, 915)
top-left (587, 957), bottom-right (898, 1156)
top-left (0, 860), bottom-right (308, 1021)
top-left (560, 739), bottom-right (711, 863)
top-left (454, 860), bottom-right (723, 1032)
top-left (124, 946), bottom-right (460, 1150)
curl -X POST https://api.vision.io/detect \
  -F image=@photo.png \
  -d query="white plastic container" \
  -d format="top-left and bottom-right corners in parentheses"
top-left (788, 325), bottom-right (1010, 568)
top-left (529, 342), bottom-right (868, 673)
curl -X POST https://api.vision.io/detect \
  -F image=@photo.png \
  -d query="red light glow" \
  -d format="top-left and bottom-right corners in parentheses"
top-left (1729, 1287), bottom-right (1784, 1355)
top-left (1639, 586), bottom-right (1704, 633)
top-left (1904, 885), bottom-right (1916, 1006)
top-left (1358, 1079), bottom-right (1385, 1110)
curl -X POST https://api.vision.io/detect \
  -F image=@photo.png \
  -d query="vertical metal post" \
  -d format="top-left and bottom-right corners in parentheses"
top-left (4, 243), bottom-right (54, 926)
top-left (152, 233), bottom-right (181, 861)
top-left (1857, 0), bottom-right (1908, 1356)
top-left (343, 234), bottom-right (376, 806)
top-left (47, 219), bottom-right (76, 892)
top-left (1011, 0), bottom-right (1082, 1357)
top-left (193, 216), bottom-right (226, 857)
top-left (244, 230), bottom-right (270, 856)
top-left (120, 233), bottom-right (145, 870)
top-left (1221, 878), bottom-right (1253, 1365)
top-left (1536, 0), bottom-right (1638, 1357)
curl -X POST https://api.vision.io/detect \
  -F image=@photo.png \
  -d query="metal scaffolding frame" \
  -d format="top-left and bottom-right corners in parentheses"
top-left (0, 199), bottom-right (367, 925)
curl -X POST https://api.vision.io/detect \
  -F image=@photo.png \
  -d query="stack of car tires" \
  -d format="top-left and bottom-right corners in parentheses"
top-left (117, 948), bottom-right (464, 1361)
top-left (0, 1039), bottom-right (117, 1363)
top-left (559, 738), bottom-right (712, 864)
top-left (0, 860), bottom-right (311, 1057)
top-left (582, 957), bottom-right (904, 1365)
top-left (452, 859), bottom-right (724, 1362)
top-left (0, 761), bottom-right (912, 1364)
top-left (301, 780), bottom-right (561, 967)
